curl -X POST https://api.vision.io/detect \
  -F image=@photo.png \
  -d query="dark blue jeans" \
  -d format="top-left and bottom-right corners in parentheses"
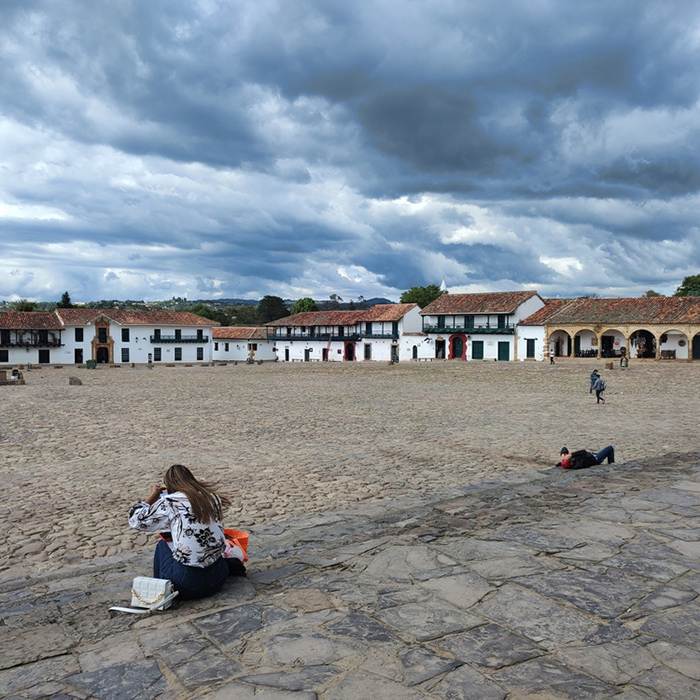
top-left (153, 540), bottom-right (228, 600)
top-left (593, 446), bottom-right (615, 464)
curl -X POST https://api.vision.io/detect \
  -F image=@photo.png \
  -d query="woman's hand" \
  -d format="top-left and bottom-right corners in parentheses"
top-left (145, 484), bottom-right (165, 505)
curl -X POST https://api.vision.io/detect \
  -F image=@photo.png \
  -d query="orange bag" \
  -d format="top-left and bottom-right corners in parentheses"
top-left (224, 529), bottom-right (249, 562)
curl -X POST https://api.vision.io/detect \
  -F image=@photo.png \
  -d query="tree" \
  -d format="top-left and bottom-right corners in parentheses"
top-left (13, 299), bottom-right (37, 311)
top-left (257, 295), bottom-right (289, 323)
top-left (400, 285), bottom-right (444, 308)
top-left (674, 275), bottom-right (700, 297)
top-left (56, 291), bottom-right (73, 308)
top-left (186, 303), bottom-right (230, 325)
top-left (323, 294), bottom-right (343, 311)
top-left (645, 290), bottom-right (663, 297)
top-left (289, 297), bottom-right (318, 315)
top-left (229, 305), bottom-right (259, 325)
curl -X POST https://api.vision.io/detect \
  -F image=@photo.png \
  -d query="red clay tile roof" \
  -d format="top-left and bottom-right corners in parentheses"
top-left (266, 311), bottom-right (366, 327)
top-left (420, 291), bottom-right (540, 315)
top-left (267, 304), bottom-right (418, 327)
top-left (55, 309), bottom-right (217, 326)
top-left (362, 303), bottom-right (418, 321)
top-left (0, 312), bottom-right (64, 330)
top-left (521, 296), bottom-right (700, 326)
top-left (519, 298), bottom-right (573, 326)
top-left (213, 326), bottom-right (268, 340)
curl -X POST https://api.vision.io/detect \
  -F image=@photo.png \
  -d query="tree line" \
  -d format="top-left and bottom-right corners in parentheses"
top-left (5, 276), bottom-right (700, 324)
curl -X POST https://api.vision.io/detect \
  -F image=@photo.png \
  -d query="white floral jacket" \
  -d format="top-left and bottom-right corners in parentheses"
top-left (129, 492), bottom-right (225, 568)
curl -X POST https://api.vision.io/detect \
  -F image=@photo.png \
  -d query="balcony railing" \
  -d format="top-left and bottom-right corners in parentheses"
top-left (150, 335), bottom-right (208, 343)
top-left (422, 325), bottom-right (514, 335)
top-left (360, 332), bottom-right (399, 339)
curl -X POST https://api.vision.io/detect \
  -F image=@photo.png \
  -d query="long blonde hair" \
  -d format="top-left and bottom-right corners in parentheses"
top-left (164, 464), bottom-right (230, 523)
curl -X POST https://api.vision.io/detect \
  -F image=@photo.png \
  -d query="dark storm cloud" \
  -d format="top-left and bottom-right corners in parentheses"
top-left (598, 160), bottom-right (700, 197)
top-left (1, 0), bottom-right (700, 302)
top-left (357, 86), bottom-right (517, 174)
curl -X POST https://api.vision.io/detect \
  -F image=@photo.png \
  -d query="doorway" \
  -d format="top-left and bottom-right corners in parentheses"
top-left (693, 334), bottom-right (700, 360)
top-left (498, 341), bottom-right (510, 361)
top-left (74, 348), bottom-right (83, 364)
top-left (96, 347), bottom-right (109, 363)
top-left (450, 336), bottom-right (465, 360)
top-left (526, 339), bottom-right (535, 359)
top-left (344, 342), bottom-right (355, 361)
top-left (471, 340), bottom-right (484, 360)
top-left (629, 330), bottom-right (655, 359)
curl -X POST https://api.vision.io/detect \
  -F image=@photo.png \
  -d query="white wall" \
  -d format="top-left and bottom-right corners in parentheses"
top-left (400, 336), bottom-right (433, 360)
top-left (511, 295), bottom-right (545, 323)
top-left (516, 326), bottom-right (546, 361)
top-left (212, 339), bottom-right (276, 362)
top-left (277, 340), bottom-right (345, 362)
top-left (57, 323), bottom-right (214, 364)
top-left (401, 306), bottom-right (423, 333)
top-left (659, 331), bottom-right (689, 359)
top-left (468, 336), bottom-right (513, 361)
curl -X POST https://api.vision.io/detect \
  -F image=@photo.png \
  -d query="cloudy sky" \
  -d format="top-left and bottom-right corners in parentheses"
top-left (1, 1), bottom-right (699, 303)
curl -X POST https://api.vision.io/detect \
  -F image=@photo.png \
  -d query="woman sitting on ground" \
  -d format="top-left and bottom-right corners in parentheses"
top-left (129, 464), bottom-right (230, 600)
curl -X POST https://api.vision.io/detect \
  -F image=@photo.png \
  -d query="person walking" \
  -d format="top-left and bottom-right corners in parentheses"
top-left (592, 374), bottom-right (606, 403)
top-left (549, 347), bottom-right (555, 364)
top-left (589, 369), bottom-right (600, 394)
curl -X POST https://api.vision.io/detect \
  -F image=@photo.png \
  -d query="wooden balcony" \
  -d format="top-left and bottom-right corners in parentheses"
top-left (422, 325), bottom-right (514, 335)
top-left (150, 335), bottom-right (208, 343)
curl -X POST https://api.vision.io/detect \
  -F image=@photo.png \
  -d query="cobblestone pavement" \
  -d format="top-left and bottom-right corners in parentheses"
top-left (3, 361), bottom-right (700, 575)
top-left (2, 452), bottom-right (700, 699)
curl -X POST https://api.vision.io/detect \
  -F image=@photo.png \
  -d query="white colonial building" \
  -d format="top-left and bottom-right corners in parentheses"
top-left (212, 327), bottom-right (276, 362)
top-left (0, 312), bottom-right (64, 366)
top-left (0, 309), bottom-right (217, 365)
top-left (519, 296), bottom-right (700, 361)
top-left (266, 304), bottom-right (422, 362)
top-left (419, 291), bottom-right (545, 361)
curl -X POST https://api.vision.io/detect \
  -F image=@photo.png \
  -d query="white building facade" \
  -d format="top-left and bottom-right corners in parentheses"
top-left (420, 292), bottom-right (545, 361)
top-left (266, 304), bottom-right (422, 362)
top-left (0, 309), bottom-right (217, 365)
top-left (212, 327), bottom-right (276, 362)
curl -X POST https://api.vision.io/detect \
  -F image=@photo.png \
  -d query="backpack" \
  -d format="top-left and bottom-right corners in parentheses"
top-left (599, 380), bottom-right (606, 391)
top-left (570, 450), bottom-right (598, 469)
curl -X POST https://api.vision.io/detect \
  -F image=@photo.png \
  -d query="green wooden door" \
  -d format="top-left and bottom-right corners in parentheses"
top-left (471, 340), bottom-right (484, 359)
top-left (498, 341), bottom-right (510, 361)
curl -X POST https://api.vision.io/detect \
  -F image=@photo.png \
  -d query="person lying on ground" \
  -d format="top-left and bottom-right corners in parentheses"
top-left (557, 446), bottom-right (615, 469)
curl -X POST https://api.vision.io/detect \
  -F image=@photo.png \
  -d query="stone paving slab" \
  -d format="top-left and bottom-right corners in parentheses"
top-left (2, 453), bottom-right (700, 698)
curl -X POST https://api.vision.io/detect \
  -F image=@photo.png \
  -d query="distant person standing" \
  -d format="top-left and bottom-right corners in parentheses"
top-left (592, 375), bottom-right (606, 403)
top-left (549, 347), bottom-right (555, 364)
top-left (589, 369), bottom-right (600, 394)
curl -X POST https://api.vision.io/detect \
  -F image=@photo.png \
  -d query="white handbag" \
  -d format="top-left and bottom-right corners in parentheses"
top-left (109, 576), bottom-right (179, 614)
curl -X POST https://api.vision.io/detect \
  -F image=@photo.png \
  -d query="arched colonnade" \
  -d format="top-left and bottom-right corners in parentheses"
top-left (547, 325), bottom-right (700, 360)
